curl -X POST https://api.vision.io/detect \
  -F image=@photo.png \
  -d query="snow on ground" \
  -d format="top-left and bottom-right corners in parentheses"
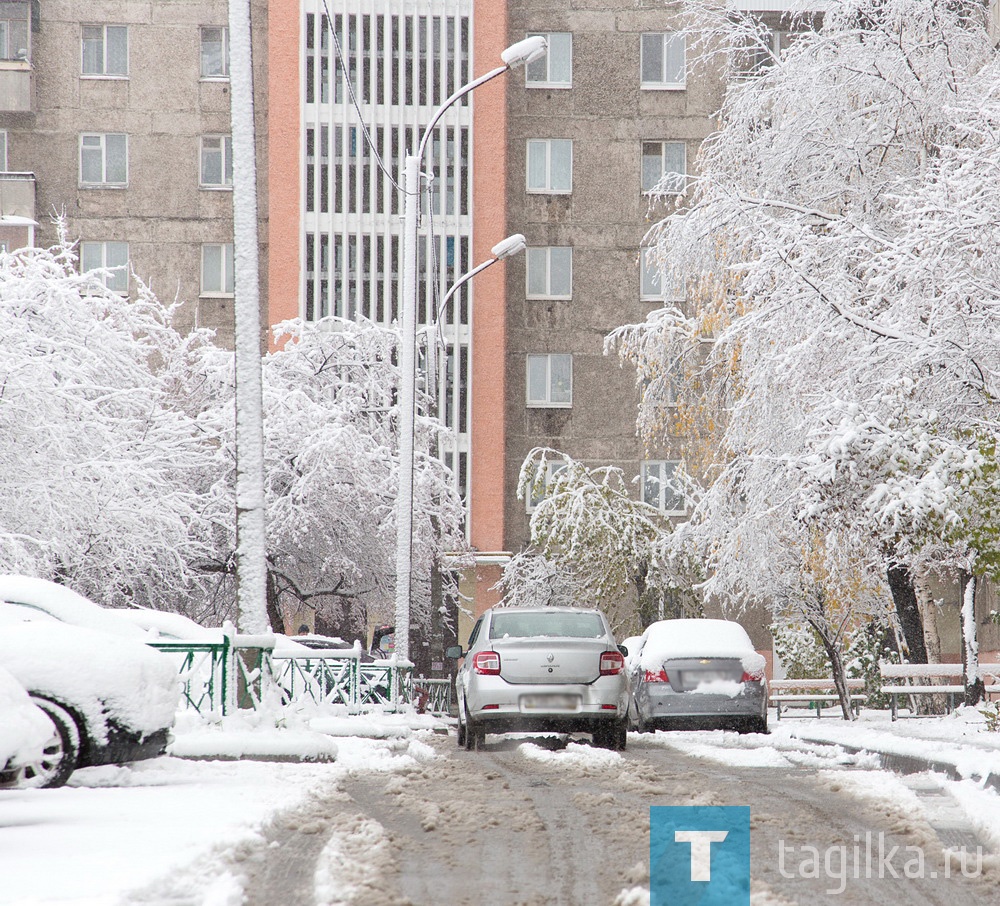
top-left (781, 707), bottom-right (1000, 783)
top-left (632, 724), bottom-right (880, 770)
top-left (517, 739), bottom-right (624, 771)
top-left (0, 714), bottom-right (440, 906)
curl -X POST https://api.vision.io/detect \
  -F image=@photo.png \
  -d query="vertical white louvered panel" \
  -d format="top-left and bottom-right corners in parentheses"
top-left (301, 0), bottom-right (474, 505)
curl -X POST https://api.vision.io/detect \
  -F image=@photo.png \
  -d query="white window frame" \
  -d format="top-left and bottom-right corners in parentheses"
top-left (201, 243), bottom-right (235, 295)
top-left (640, 247), bottom-right (685, 302)
top-left (79, 133), bottom-right (128, 187)
top-left (200, 135), bottom-right (233, 188)
top-left (0, 6), bottom-right (31, 62)
top-left (642, 460), bottom-right (686, 515)
top-left (526, 139), bottom-right (573, 194)
top-left (641, 141), bottom-right (687, 195)
top-left (200, 26), bottom-right (230, 80)
top-left (525, 32), bottom-right (572, 88)
top-left (526, 459), bottom-right (569, 513)
top-left (526, 353), bottom-right (573, 408)
top-left (0, 130), bottom-right (8, 171)
top-left (641, 33), bottom-right (686, 90)
top-left (81, 25), bottom-right (128, 78)
top-left (80, 241), bottom-right (129, 294)
top-left (526, 247), bottom-right (573, 300)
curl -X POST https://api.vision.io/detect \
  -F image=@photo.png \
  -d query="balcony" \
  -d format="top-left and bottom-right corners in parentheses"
top-left (0, 59), bottom-right (31, 112)
top-left (0, 171), bottom-right (36, 249)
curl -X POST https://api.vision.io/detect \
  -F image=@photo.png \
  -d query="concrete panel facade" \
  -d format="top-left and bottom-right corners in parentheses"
top-left (504, 1), bottom-right (723, 550)
top-left (0, 1), bottom-right (271, 349)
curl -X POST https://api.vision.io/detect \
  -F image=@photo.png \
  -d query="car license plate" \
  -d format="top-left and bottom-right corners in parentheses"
top-left (682, 670), bottom-right (730, 688)
top-left (520, 694), bottom-right (581, 712)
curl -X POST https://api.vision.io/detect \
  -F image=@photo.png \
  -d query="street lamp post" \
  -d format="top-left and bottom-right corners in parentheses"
top-left (395, 37), bottom-right (546, 663)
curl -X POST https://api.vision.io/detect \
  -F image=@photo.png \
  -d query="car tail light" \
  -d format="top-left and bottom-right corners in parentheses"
top-left (599, 650), bottom-right (625, 675)
top-left (472, 651), bottom-right (501, 675)
top-left (741, 669), bottom-right (764, 683)
top-left (644, 668), bottom-right (669, 683)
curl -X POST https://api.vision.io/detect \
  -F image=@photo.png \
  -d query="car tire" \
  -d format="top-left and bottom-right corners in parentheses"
top-left (594, 719), bottom-right (626, 751)
top-left (465, 718), bottom-right (484, 751)
top-left (20, 697), bottom-right (81, 789)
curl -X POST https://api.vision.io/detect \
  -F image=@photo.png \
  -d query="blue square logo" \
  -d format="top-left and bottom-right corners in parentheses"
top-left (650, 806), bottom-right (750, 906)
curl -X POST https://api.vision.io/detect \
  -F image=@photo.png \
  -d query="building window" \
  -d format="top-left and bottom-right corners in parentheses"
top-left (525, 32), bottom-right (572, 87)
top-left (640, 247), bottom-right (686, 302)
top-left (201, 243), bottom-right (234, 295)
top-left (79, 134), bottom-right (128, 187)
top-left (0, 3), bottom-right (30, 62)
top-left (527, 354), bottom-right (572, 408)
top-left (641, 141), bottom-right (686, 195)
top-left (526, 247), bottom-right (572, 299)
top-left (642, 460), bottom-right (686, 515)
top-left (0, 130), bottom-right (7, 171)
top-left (201, 26), bottom-right (230, 79)
top-left (526, 459), bottom-right (568, 512)
top-left (527, 139), bottom-right (573, 194)
top-left (641, 33), bottom-right (685, 89)
top-left (200, 135), bottom-right (233, 188)
top-left (80, 241), bottom-right (129, 293)
top-left (82, 25), bottom-right (128, 77)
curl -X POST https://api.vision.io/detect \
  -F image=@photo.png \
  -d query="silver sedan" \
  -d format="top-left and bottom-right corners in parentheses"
top-left (448, 606), bottom-right (631, 751)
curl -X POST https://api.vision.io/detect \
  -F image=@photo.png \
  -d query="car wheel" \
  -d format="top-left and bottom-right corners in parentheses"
top-left (752, 714), bottom-right (768, 735)
top-left (465, 718), bottom-right (484, 751)
top-left (20, 698), bottom-right (81, 789)
top-left (616, 719), bottom-right (628, 751)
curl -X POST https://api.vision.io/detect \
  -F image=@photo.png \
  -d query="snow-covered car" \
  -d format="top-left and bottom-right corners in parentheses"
top-left (0, 574), bottom-right (148, 640)
top-left (0, 610), bottom-right (180, 788)
top-left (0, 666), bottom-right (54, 789)
top-left (290, 635), bottom-right (376, 663)
top-left (630, 618), bottom-right (768, 734)
top-left (448, 606), bottom-right (631, 751)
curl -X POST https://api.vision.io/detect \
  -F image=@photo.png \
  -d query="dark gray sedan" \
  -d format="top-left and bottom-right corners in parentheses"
top-left (630, 618), bottom-right (768, 734)
top-left (448, 606), bottom-right (631, 751)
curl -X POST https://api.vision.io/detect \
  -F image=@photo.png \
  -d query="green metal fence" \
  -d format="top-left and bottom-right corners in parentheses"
top-left (147, 627), bottom-right (448, 717)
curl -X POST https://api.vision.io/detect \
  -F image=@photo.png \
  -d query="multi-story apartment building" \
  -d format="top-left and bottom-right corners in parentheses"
top-left (0, 0), bottom-right (717, 627)
top-left (0, 0), bottom-right (269, 348)
top-left (267, 2), bottom-right (723, 631)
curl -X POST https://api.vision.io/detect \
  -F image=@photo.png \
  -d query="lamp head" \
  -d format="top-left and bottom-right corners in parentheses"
top-left (501, 36), bottom-right (548, 69)
top-left (491, 234), bottom-right (527, 260)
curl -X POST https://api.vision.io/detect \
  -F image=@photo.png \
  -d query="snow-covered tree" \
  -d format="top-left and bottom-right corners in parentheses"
top-left (196, 317), bottom-right (468, 640)
top-left (516, 448), bottom-right (684, 634)
top-left (614, 0), bottom-right (1000, 705)
top-left (493, 550), bottom-right (584, 610)
top-left (0, 239), bottom-right (220, 610)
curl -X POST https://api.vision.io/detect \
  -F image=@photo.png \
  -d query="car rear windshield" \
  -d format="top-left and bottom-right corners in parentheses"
top-left (488, 611), bottom-right (605, 640)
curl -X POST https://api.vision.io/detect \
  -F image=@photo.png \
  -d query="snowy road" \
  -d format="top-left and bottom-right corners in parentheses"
top-left (235, 730), bottom-right (999, 906)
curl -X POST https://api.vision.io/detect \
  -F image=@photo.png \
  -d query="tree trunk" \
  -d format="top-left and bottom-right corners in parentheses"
top-left (265, 570), bottom-right (284, 634)
top-left (887, 565), bottom-right (927, 663)
top-left (809, 616), bottom-right (854, 721)
top-left (961, 572), bottom-right (985, 707)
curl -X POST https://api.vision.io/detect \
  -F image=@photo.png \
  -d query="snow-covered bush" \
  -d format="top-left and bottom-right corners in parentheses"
top-left (0, 239), bottom-right (220, 611)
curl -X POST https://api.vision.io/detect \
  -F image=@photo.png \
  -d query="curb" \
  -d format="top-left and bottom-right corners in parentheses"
top-left (789, 733), bottom-right (1000, 793)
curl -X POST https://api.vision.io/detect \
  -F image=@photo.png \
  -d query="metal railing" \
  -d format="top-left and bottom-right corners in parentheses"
top-left (147, 626), bottom-right (449, 718)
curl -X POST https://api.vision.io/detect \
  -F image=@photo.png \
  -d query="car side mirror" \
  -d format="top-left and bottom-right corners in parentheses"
top-left (445, 645), bottom-right (465, 659)
top-left (618, 645), bottom-right (629, 657)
